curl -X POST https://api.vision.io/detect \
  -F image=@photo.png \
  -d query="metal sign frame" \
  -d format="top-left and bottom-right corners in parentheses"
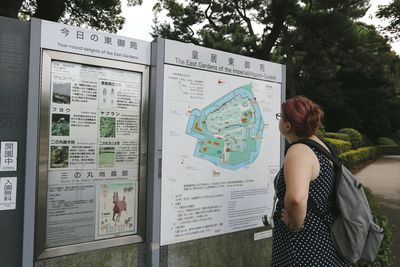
top-left (36, 50), bottom-right (149, 259)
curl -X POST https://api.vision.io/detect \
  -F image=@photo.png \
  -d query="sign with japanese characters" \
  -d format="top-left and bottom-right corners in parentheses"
top-left (46, 60), bottom-right (140, 247)
top-left (0, 177), bottom-right (17, 210)
top-left (164, 39), bottom-right (283, 83)
top-left (0, 141), bottom-right (18, 171)
top-left (160, 40), bottom-right (283, 245)
top-left (41, 20), bottom-right (150, 65)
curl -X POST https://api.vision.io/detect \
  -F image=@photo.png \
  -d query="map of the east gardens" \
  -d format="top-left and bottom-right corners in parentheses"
top-left (186, 84), bottom-right (264, 170)
top-left (161, 63), bottom-right (281, 246)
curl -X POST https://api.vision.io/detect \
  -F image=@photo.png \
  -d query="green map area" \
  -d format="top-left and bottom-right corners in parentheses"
top-left (186, 84), bottom-right (264, 170)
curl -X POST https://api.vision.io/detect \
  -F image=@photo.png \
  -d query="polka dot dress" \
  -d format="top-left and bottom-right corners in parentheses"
top-left (271, 147), bottom-right (351, 267)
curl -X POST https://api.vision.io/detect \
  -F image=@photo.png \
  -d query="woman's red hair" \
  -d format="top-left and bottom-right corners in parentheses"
top-left (281, 96), bottom-right (324, 138)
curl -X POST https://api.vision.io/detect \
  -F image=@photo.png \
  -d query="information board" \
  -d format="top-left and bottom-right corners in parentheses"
top-left (41, 20), bottom-right (150, 65)
top-left (160, 40), bottom-right (283, 245)
top-left (46, 60), bottom-right (141, 247)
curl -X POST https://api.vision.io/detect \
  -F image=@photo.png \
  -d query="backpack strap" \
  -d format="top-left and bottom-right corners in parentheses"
top-left (286, 138), bottom-right (342, 221)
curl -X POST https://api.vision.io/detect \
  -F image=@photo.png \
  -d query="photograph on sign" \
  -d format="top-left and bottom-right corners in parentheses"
top-left (96, 181), bottom-right (138, 239)
top-left (45, 60), bottom-right (142, 248)
top-left (160, 63), bottom-right (282, 245)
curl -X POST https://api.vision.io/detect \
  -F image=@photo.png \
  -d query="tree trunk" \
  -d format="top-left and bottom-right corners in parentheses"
top-left (283, 28), bottom-right (296, 97)
top-left (33, 0), bottom-right (66, 22)
top-left (261, 0), bottom-right (290, 59)
top-left (0, 0), bottom-right (24, 18)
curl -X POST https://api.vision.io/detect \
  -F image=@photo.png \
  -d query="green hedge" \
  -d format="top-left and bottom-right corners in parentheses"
top-left (325, 132), bottom-right (351, 142)
top-left (361, 134), bottom-right (373, 147)
top-left (392, 130), bottom-right (400, 144)
top-left (338, 128), bottom-right (363, 149)
top-left (353, 187), bottom-right (394, 267)
top-left (377, 145), bottom-right (400, 155)
top-left (316, 125), bottom-right (326, 139)
top-left (338, 146), bottom-right (381, 170)
top-left (324, 138), bottom-right (352, 155)
top-left (377, 137), bottom-right (398, 146)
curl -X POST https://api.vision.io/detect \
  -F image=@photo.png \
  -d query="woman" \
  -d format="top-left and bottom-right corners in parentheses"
top-left (271, 96), bottom-right (350, 267)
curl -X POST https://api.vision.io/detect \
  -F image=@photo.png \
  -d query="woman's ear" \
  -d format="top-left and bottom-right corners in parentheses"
top-left (284, 121), bottom-right (291, 133)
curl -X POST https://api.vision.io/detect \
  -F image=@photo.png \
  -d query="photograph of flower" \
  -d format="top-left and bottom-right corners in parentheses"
top-left (100, 116), bottom-right (116, 138)
top-left (51, 113), bottom-right (70, 136)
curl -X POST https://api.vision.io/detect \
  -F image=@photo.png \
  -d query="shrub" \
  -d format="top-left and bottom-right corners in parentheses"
top-left (338, 147), bottom-right (381, 170)
top-left (316, 124), bottom-right (326, 139)
top-left (376, 137), bottom-right (397, 146)
top-left (391, 130), bottom-right (400, 144)
top-left (325, 132), bottom-right (351, 142)
top-left (353, 187), bottom-right (394, 267)
top-left (338, 128), bottom-right (363, 149)
top-left (377, 145), bottom-right (400, 155)
top-left (361, 134), bottom-right (373, 147)
top-left (324, 138), bottom-right (352, 155)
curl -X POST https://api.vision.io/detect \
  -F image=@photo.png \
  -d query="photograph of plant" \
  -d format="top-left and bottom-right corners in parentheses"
top-left (50, 146), bottom-right (69, 168)
top-left (51, 113), bottom-right (70, 136)
top-left (100, 116), bottom-right (116, 138)
top-left (52, 82), bottom-right (71, 104)
top-left (99, 146), bottom-right (115, 168)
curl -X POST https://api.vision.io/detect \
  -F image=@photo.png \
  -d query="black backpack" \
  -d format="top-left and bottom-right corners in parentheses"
top-left (289, 139), bottom-right (384, 263)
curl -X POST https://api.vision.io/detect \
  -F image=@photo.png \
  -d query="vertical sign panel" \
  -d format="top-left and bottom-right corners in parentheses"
top-left (0, 141), bottom-right (18, 171)
top-left (46, 60), bottom-right (141, 247)
top-left (160, 40), bottom-right (283, 245)
top-left (0, 177), bottom-right (17, 210)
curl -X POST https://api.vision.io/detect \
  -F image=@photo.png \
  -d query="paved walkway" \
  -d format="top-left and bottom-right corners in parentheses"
top-left (356, 155), bottom-right (400, 267)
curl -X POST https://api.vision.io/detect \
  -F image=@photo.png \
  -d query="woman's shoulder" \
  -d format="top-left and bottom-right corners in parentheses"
top-left (286, 142), bottom-right (314, 156)
top-left (285, 144), bottom-right (314, 164)
top-left (285, 139), bottom-right (321, 166)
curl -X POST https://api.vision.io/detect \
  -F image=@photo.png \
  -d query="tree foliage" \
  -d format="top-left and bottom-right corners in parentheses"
top-left (0, 0), bottom-right (142, 33)
top-left (278, 3), bottom-right (400, 139)
top-left (280, 13), bottom-right (400, 140)
top-left (377, 0), bottom-right (400, 40)
top-left (152, 0), bottom-right (299, 60)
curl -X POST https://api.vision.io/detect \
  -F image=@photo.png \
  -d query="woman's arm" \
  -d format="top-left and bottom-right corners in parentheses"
top-left (282, 144), bottom-right (315, 230)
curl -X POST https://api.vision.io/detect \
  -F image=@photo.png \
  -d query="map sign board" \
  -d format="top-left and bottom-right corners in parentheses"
top-left (160, 40), bottom-right (284, 245)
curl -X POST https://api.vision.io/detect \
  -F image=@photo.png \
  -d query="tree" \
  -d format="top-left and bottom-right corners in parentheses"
top-left (0, 0), bottom-right (143, 33)
top-left (152, 0), bottom-right (299, 60)
top-left (275, 0), bottom-right (369, 97)
top-left (278, 9), bottom-right (400, 139)
top-left (377, 0), bottom-right (400, 40)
